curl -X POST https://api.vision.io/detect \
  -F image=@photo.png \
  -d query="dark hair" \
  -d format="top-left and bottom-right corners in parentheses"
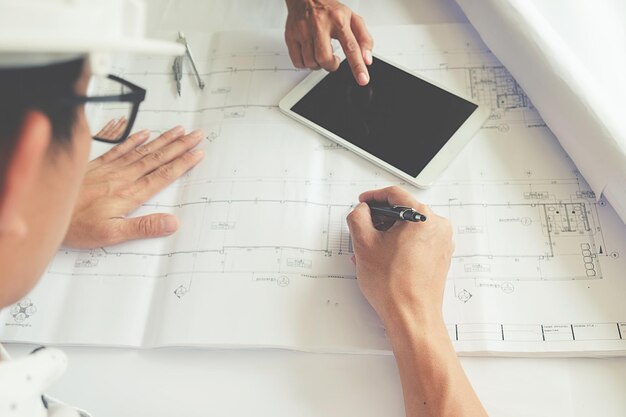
top-left (0, 57), bottom-right (85, 187)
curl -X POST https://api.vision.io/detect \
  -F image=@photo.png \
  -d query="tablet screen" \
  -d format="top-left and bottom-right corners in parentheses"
top-left (291, 58), bottom-right (478, 177)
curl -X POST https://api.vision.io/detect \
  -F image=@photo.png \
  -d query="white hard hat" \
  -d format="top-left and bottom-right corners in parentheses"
top-left (0, 0), bottom-right (184, 69)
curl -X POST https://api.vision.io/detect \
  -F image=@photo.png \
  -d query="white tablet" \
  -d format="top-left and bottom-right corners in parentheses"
top-left (279, 55), bottom-right (489, 188)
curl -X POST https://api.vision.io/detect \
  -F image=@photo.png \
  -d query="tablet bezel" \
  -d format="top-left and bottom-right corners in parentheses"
top-left (279, 54), bottom-right (490, 188)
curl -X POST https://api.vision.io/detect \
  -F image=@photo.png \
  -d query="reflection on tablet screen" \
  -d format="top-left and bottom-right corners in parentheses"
top-left (291, 58), bottom-right (478, 177)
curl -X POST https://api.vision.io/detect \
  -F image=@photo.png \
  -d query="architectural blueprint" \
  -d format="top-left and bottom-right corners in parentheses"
top-left (1, 25), bottom-right (625, 356)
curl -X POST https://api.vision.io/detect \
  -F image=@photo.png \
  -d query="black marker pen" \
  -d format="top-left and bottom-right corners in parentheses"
top-left (369, 205), bottom-right (427, 222)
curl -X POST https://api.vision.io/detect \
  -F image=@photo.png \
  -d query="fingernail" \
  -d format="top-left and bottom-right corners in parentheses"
top-left (171, 125), bottom-right (185, 135)
top-left (365, 50), bottom-right (373, 65)
top-left (138, 128), bottom-right (150, 136)
top-left (161, 216), bottom-right (179, 234)
top-left (189, 129), bottom-right (204, 138)
top-left (191, 149), bottom-right (205, 157)
top-left (357, 72), bottom-right (369, 85)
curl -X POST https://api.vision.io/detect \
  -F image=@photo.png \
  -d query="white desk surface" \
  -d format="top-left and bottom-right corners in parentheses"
top-left (7, 1), bottom-right (626, 416)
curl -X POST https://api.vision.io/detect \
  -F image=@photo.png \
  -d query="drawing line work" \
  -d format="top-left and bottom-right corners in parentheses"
top-left (1, 26), bottom-right (625, 356)
top-left (51, 196), bottom-right (606, 284)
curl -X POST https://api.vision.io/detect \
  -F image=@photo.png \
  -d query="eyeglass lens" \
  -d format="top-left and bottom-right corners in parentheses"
top-left (84, 76), bottom-right (135, 143)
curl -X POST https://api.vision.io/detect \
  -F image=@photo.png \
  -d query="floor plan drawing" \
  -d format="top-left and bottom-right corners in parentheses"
top-left (1, 25), bottom-right (624, 356)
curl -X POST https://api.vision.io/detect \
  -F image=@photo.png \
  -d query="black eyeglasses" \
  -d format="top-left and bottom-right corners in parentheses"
top-left (65, 74), bottom-right (146, 144)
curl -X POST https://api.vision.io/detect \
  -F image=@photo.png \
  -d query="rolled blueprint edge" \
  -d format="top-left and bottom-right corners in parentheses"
top-left (455, 0), bottom-right (626, 224)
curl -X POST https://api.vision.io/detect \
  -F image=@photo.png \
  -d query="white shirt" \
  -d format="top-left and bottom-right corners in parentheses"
top-left (0, 344), bottom-right (90, 417)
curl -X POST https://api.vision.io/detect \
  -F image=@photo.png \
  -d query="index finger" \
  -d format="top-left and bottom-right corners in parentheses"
top-left (337, 28), bottom-right (369, 86)
top-left (351, 14), bottom-right (374, 65)
top-left (358, 186), bottom-right (429, 214)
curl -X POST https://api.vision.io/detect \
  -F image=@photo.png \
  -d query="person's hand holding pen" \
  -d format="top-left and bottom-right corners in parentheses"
top-left (284, 0), bottom-right (374, 86)
top-left (347, 186), bottom-right (453, 322)
top-left (347, 186), bottom-right (488, 417)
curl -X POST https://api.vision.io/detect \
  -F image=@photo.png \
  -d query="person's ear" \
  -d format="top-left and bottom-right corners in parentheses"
top-left (0, 110), bottom-right (51, 238)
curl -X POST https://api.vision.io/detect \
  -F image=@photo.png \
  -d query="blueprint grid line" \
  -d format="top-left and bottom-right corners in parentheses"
top-left (1, 25), bottom-right (625, 356)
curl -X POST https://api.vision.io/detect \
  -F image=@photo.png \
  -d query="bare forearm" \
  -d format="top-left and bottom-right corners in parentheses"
top-left (285, 0), bottom-right (307, 13)
top-left (385, 308), bottom-right (488, 417)
top-left (347, 187), bottom-right (483, 416)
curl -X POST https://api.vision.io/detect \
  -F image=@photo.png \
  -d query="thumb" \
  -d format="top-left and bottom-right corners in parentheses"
top-left (346, 202), bottom-right (378, 246)
top-left (117, 214), bottom-right (179, 243)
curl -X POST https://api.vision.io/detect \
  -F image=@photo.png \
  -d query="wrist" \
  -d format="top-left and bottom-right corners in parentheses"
top-left (285, 0), bottom-right (305, 9)
top-left (381, 302), bottom-right (449, 349)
